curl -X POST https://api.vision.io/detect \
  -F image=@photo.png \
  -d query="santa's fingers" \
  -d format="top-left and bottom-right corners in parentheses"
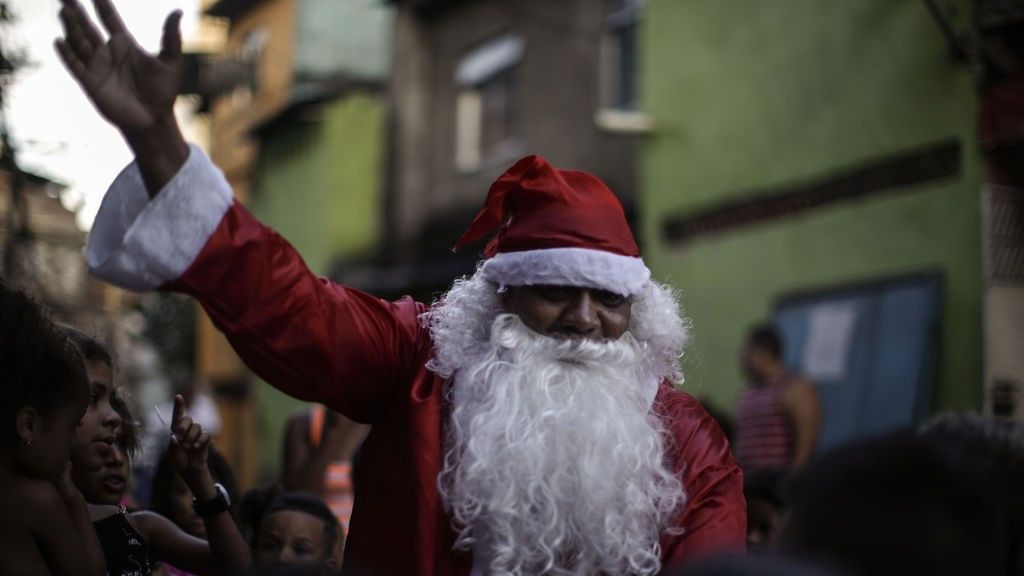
top-left (58, 5), bottom-right (97, 65)
top-left (55, 40), bottom-right (89, 84)
top-left (63, 1), bottom-right (103, 51)
top-left (92, 0), bottom-right (129, 37)
top-left (159, 10), bottom-right (183, 64)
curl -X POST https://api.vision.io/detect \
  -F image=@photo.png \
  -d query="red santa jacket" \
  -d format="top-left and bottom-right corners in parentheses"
top-left (87, 148), bottom-right (745, 575)
top-left (163, 202), bottom-right (745, 574)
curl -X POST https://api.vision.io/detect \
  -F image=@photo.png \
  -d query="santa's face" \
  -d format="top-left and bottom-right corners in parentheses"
top-left (427, 271), bottom-right (690, 575)
top-left (502, 285), bottom-right (632, 340)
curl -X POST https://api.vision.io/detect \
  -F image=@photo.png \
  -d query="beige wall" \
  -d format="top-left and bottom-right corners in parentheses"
top-left (208, 0), bottom-right (296, 193)
top-left (198, 0), bottom-right (298, 488)
top-left (986, 284), bottom-right (1024, 417)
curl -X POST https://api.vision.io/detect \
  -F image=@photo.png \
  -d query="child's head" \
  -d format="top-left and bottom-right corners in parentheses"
top-left (780, 432), bottom-right (1003, 576)
top-left (62, 327), bottom-right (123, 478)
top-left (0, 283), bottom-right (89, 479)
top-left (251, 492), bottom-right (341, 569)
top-left (150, 444), bottom-right (238, 538)
top-left (75, 390), bottom-right (140, 505)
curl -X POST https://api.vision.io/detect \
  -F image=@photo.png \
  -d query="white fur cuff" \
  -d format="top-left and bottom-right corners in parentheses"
top-left (481, 247), bottom-right (651, 297)
top-left (85, 144), bottom-right (233, 291)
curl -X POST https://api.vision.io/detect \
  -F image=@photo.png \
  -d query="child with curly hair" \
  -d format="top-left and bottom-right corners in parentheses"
top-left (0, 283), bottom-right (106, 575)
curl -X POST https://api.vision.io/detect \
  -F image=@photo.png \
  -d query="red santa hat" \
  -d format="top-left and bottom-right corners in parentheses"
top-left (455, 155), bottom-right (651, 297)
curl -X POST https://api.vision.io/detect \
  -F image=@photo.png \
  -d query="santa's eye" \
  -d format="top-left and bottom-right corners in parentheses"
top-left (593, 290), bottom-right (626, 308)
top-left (533, 286), bottom-right (574, 302)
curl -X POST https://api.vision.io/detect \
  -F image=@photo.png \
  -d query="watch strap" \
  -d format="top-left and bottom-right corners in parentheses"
top-left (193, 483), bottom-right (230, 518)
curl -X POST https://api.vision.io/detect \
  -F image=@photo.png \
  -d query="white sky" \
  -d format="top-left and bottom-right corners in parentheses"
top-left (5, 0), bottom-right (202, 230)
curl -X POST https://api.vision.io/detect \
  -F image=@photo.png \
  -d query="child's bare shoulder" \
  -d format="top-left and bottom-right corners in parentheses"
top-left (9, 478), bottom-right (62, 510)
top-left (0, 482), bottom-right (50, 573)
top-left (3, 477), bottom-right (59, 504)
top-left (0, 478), bottom-right (63, 531)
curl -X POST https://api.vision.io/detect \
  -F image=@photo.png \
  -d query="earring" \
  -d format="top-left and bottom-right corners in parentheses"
top-left (26, 438), bottom-right (32, 447)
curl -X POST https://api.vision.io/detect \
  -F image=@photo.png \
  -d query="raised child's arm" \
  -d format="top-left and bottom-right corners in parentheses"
top-left (137, 395), bottom-right (250, 576)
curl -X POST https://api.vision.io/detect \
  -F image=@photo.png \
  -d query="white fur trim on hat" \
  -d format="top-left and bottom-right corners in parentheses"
top-left (86, 144), bottom-right (232, 291)
top-left (480, 247), bottom-right (651, 297)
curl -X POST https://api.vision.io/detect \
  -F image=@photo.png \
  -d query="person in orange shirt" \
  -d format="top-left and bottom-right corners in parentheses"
top-left (282, 405), bottom-right (368, 539)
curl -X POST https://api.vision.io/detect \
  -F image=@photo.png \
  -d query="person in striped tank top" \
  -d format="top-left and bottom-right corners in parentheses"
top-left (734, 324), bottom-right (821, 471)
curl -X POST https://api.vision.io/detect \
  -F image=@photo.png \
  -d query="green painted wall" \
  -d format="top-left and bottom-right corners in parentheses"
top-left (294, 0), bottom-right (393, 87)
top-left (640, 1), bottom-right (982, 415)
top-left (250, 93), bottom-right (385, 477)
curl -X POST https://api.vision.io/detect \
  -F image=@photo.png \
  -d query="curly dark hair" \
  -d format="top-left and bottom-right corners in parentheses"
top-left (782, 432), bottom-right (1003, 576)
top-left (110, 390), bottom-right (141, 459)
top-left (0, 281), bottom-right (88, 434)
top-left (921, 413), bottom-right (1024, 576)
top-left (61, 325), bottom-right (114, 369)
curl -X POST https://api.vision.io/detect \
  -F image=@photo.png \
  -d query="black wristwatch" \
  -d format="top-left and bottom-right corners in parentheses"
top-left (193, 483), bottom-right (231, 518)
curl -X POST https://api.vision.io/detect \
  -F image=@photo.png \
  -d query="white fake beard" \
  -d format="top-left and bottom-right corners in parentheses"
top-left (438, 314), bottom-right (686, 576)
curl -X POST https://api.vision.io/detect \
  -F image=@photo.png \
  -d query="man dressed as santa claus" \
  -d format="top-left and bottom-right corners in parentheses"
top-left (56, 1), bottom-right (745, 574)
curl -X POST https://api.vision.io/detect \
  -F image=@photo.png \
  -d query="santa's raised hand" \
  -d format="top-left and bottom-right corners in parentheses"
top-left (56, 0), bottom-right (180, 135)
top-left (55, 0), bottom-right (189, 195)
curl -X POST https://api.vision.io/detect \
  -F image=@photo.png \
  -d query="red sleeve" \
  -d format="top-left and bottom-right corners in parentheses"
top-left (657, 387), bottom-right (747, 566)
top-left (167, 201), bottom-right (430, 423)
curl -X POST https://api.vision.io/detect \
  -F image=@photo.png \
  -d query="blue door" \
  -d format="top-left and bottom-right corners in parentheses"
top-left (772, 273), bottom-right (941, 454)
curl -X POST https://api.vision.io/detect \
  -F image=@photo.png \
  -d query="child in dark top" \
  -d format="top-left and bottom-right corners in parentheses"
top-left (149, 443), bottom-right (239, 576)
top-left (151, 444), bottom-right (239, 541)
top-left (0, 283), bottom-right (106, 575)
top-left (64, 328), bottom-right (250, 576)
top-left (243, 489), bottom-right (342, 573)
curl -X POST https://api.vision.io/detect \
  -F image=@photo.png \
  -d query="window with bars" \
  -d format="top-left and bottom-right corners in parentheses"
top-left (986, 185), bottom-right (1024, 282)
top-left (454, 34), bottom-right (523, 173)
top-left (600, 0), bottom-right (642, 111)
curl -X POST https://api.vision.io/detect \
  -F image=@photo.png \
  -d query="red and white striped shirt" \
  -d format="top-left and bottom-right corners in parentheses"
top-left (734, 375), bottom-right (795, 469)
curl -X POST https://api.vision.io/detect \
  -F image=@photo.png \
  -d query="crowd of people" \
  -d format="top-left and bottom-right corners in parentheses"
top-left (1, 282), bottom-right (349, 575)
top-left (703, 327), bottom-right (1024, 576)
top-left (5, 278), bottom-right (1023, 576)
top-left (722, 412), bottom-right (1022, 576)
top-left (0, 0), bottom-right (1018, 574)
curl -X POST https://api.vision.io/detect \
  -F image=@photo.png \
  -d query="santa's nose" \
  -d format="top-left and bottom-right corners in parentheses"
top-left (557, 291), bottom-right (602, 338)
